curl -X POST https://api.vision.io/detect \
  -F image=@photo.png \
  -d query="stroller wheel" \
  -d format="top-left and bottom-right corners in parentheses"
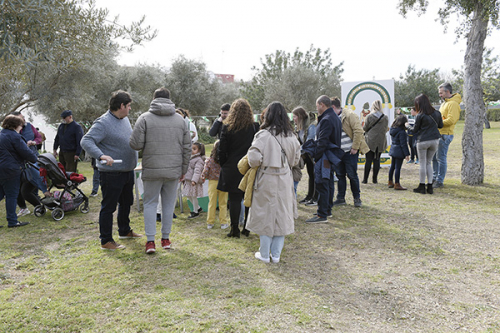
top-left (80, 201), bottom-right (89, 214)
top-left (51, 208), bottom-right (64, 221)
top-left (34, 205), bottom-right (46, 217)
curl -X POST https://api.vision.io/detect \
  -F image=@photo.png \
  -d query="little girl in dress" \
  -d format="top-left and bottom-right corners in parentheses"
top-left (182, 142), bottom-right (205, 219)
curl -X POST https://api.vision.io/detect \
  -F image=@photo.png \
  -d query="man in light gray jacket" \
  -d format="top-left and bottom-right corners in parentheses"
top-left (81, 90), bottom-right (142, 250)
top-left (130, 87), bottom-right (191, 254)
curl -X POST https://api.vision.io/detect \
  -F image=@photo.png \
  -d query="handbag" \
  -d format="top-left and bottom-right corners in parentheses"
top-left (21, 165), bottom-right (33, 183)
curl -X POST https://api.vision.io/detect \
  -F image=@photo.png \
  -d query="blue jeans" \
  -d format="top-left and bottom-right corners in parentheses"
top-left (388, 157), bottom-right (404, 184)
top-left (92, 168), bottom-right (100, 194)
top-left (259, 235), bottom-right (285, 260)
top-left (0, 176), bottom-right (21, 226)
top-left (336, 152), bottom-right (360, 200)
top-left (316, 167), bottom-right (335, 217)
top-left (432, 134), bottom-right (453, 183)
top-left (99, 171), bottom-right (134, 244)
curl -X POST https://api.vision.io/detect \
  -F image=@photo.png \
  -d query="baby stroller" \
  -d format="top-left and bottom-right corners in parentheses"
top-left (34, 153), bottom-right (89, 221)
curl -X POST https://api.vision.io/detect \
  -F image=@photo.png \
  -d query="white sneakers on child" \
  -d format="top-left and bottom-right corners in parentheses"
top-left (254, 251), bottom-right (280, 263)
top-left (254, 252), bottom-right (270, 263)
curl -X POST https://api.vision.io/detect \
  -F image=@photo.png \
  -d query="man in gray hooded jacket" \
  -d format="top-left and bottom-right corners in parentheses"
top-left (130, 88), bottom-right (191, 254)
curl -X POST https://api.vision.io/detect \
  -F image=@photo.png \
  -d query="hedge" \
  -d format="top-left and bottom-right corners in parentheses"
top-left (460, 108), bottom-right (500, 121)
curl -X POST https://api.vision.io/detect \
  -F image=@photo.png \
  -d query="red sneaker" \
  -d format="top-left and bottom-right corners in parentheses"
top-left (161, 238), bottom-right (171, 249)
top-left (145, 241), bottom-right (156, 254)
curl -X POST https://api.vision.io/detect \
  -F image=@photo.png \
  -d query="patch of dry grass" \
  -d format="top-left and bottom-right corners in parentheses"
top-left (0, 121), bottom-right (499, 332)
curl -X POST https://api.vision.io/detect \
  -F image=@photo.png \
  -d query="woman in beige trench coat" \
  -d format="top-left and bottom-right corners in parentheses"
top-left (246, 102), bottom-right (300, 263)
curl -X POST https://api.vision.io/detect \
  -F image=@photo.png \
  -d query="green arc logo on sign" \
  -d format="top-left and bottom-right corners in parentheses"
top-left (345, 81), bottom-right (392, 111)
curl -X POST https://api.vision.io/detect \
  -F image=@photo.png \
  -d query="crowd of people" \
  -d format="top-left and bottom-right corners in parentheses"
top-left (0, 82), bottom-right (462, 262)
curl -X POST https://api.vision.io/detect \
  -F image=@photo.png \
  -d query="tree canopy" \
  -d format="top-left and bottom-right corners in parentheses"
top-left (241, 45), bottom-right (344, 112)
top-left (0, 0), bottom-right (157, 118)
top-left (395, 65), bottom-right (442, 107)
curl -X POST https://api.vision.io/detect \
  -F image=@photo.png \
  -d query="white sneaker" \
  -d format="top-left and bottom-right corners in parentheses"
top-left (207, 224), bottom-right (214, 229)
top-left (270, 255), bottom-right (280, 263)
top-left (254, 252), bottom-right (270, 263)
top-left (17, 208), bottom-right (30, 217)
top-left (220, 223), bottom-right (229, 229)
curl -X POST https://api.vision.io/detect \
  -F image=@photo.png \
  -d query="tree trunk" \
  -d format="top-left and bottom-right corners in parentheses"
top-left (461, 1), bottom-right (488, 185)
top-left (484, 111), bottom-right (491, 129)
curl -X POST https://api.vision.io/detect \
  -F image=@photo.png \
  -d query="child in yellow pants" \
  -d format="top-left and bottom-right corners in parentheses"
top-left (201, 141), bottom-right (228, 229)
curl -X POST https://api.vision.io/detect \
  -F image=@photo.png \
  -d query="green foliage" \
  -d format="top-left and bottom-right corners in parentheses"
top-left (197, 126), bottom-right (216, 144)
top-left (452, 48), bottom-right (500, 104)
top-left (460, 108), bottom-right (500, 120)
top-left (398, 0), bottom-right (500, 36)
top-left (0, 0), bottom-right (156, 118)
top-left (395, 65), bottom-right (442, 106)
top-left (165, 56), bottom-right (221, 116)
top-left (241, 45), bottom-right (343, 112)
top-left (0, 0), bottom-right (157, 65)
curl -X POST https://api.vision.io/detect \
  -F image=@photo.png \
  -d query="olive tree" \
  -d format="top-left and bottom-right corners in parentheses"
top-left (398, 0), bottom-right (500, 185)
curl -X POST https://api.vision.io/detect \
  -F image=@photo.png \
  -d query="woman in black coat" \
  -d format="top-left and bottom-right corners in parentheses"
top-left (218, 99), bottom-right (260, 238)
top-left (0, 115), bottom-right (37, 228)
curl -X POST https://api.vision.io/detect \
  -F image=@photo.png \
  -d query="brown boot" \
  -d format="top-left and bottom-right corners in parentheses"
top-left (394, 183), bottom-right (407, 190)
top-left (388, 181), bottom-right (394, 188)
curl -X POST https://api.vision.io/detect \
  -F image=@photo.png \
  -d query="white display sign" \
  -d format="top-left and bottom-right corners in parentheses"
top-left (341, 80), bottom-right (395, 165)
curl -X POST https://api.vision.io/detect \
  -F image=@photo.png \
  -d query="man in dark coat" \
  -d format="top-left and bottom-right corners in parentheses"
top-left (305, 95), bottom-right (342, 223)
top-left (53, 110), bottom-right (83, 172)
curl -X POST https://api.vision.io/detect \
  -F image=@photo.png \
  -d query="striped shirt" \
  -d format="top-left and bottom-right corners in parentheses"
top-left (340, 130), bottom-right (353, 152)
top-left (338, 109), bottom-right (353, 152)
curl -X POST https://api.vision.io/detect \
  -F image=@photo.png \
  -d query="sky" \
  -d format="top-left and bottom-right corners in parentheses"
top-left (95, 0), bottom-right (500, 83)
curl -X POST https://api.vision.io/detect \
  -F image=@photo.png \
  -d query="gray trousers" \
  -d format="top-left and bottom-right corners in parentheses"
top-left (416, 139), bottom-right (439, 184)
top-left (143, 179), bottom-right (178, 242)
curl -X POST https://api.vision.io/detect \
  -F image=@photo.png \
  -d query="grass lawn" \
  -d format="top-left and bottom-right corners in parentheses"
top-left (1, 121), bottom-right (499, 332)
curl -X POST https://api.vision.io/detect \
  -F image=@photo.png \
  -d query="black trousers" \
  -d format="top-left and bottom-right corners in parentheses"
top-left (228, 191), bottom-right (248, 228)
top-left (363, 150), bottom-right (382, 183)
top-left (304, 154), bottom-right (319, 201)
top-left (17, 180), bottom-right (41, 209)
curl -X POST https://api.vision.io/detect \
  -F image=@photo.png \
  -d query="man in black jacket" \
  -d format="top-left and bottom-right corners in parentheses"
top-left (208, 103), bottom-right (230, 139)
top-left (305, 95), bottom-right (342, 223)
top-left (53, 110), bottom-right (83, 172)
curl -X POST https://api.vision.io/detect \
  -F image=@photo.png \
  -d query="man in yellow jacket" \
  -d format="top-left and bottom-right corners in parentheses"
top-left (433, 82), bottom-right (461, 188)
top-left (331, 97), bottom-right (370, 207)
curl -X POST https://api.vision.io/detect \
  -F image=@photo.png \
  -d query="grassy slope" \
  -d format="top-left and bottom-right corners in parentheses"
top-left (0, 122), bottom-right (499, 332)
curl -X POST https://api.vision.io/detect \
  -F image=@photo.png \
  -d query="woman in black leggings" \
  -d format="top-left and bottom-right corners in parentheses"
top-left (362, 100), bottom-right (389, 184)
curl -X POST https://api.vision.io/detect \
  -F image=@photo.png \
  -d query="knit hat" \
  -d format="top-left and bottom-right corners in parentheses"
top-left (363, 102), bottom-right (369, 109)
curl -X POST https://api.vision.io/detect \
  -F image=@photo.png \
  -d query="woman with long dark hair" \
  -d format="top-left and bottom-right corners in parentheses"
top-left (218, 99), bottom-right (260, 238)
top-left (292, 107), bottom-right (317, 204)
top-left (412, 94), bottom-right (443, 194)
top-left (246, 102), bottom-right (300, 263)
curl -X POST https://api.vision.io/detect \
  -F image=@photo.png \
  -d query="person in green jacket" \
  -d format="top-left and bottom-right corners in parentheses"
top-left (433, 82), bottom-right (461, 188)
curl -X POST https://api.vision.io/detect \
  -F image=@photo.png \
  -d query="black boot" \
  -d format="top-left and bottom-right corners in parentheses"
top-left (226, 225), bottom-right (240, 238)
top-left (362, 167), bottom-right (370, 184)
top-left (426, 183), bottom-right (433, 194)
top-left (413, 183), bottom-right (426, 194)
top-left (372, 167), bottom-right (379, 184)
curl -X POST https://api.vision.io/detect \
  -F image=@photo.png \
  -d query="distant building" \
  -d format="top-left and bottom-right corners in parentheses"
top-left (215, 73), bottom-right (235, 83)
